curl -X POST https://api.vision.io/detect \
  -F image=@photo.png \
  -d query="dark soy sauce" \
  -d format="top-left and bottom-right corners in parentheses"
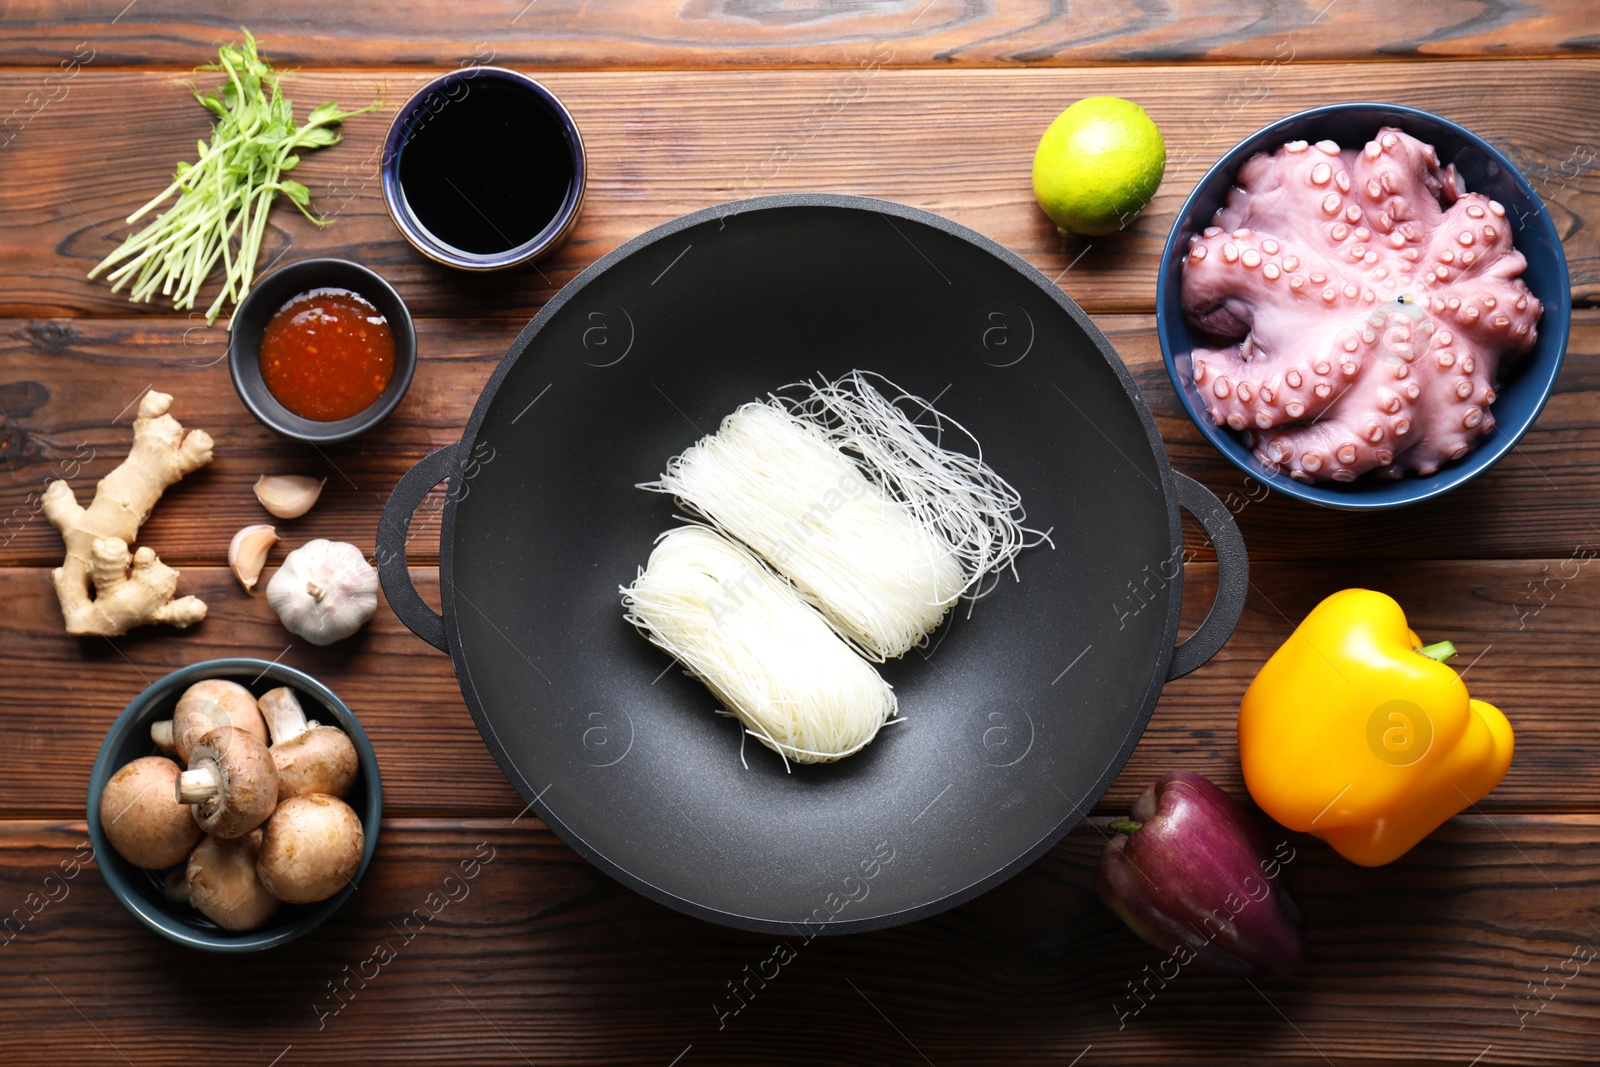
top-left (397, 80), bottom-right (573, 256)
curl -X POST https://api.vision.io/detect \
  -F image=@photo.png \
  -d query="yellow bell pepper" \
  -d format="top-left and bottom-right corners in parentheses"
top-left (1238, 588), bottom-right (1513, 866)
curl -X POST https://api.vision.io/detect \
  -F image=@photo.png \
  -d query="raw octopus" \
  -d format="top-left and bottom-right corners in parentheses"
top-left (1181, 128), bottom-right (1541, 482)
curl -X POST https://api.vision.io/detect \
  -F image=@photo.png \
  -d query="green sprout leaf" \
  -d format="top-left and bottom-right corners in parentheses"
top-left (87, 29), bottom-right (381, 326)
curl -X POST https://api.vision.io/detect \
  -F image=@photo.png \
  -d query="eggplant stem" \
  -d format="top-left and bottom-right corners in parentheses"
top-left (1108, 819), bottom-right (1143, 835)
top-left (1417, 640), bottom-right (1457, 662)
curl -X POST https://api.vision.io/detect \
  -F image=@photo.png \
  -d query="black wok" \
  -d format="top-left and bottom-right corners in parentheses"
top-left (378, 193), bottom-right (1247, 934)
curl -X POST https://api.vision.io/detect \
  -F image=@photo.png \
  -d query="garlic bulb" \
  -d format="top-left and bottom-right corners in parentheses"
top-left (267, 539), bottom-right (378, 645)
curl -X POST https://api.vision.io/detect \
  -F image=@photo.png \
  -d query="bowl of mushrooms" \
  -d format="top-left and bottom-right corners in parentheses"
top-left (87, 657), bottom-right (382, 951)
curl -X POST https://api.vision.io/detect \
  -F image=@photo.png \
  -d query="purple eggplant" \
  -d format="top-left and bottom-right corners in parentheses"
top-left (1096, 770), bottom-right (1305, 977)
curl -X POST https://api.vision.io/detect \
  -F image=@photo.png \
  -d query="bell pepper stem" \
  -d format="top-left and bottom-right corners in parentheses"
top-left (1108, 819), bottom-right (1143, 835)
top-left (1417, 640), bottom-right (1458, 663)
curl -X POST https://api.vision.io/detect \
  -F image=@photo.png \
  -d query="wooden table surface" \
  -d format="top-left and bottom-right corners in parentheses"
top-left (2, 3), bottom-right (1597, 1064)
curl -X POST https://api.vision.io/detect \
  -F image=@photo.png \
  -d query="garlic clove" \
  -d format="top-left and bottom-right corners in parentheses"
top-left (254, 475), bottom-right (326, 519)
top-left (228, 524), bottom-right (278, 592)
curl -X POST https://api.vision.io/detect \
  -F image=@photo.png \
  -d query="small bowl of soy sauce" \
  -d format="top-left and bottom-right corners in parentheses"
top-left (381, 67), bottom-right (586, 271)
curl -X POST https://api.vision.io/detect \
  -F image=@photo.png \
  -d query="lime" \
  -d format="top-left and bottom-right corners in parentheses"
top-left (1032, 96), bottom-right (1166, 237)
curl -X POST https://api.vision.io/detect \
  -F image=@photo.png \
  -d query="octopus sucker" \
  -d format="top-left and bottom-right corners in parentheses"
top-left (1179, 126), bottom-right (1542, 483)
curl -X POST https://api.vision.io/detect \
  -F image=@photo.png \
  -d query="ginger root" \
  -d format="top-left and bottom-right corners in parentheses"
top-left (42, 390), bottom-right (213, 635)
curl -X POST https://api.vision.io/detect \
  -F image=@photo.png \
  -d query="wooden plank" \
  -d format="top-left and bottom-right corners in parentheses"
top-left (0, 1), bottom-right (1594, 69)
top-left (0, 317), bottom-right (511, 569)
top-left (1, 559), bottom-right (1594, 819)
top-left (0, 567), bottom-right (522, 819)
top-left (0, 64), bottom-right (1597, 321)
top-left (3, 312), bottom-right (1595, 568)
top-left (0, 815), bottom-right (1595, 1064)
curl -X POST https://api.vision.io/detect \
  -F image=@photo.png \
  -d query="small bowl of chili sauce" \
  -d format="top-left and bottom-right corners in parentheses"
top-left (230, 259), bottom-right (416, 444)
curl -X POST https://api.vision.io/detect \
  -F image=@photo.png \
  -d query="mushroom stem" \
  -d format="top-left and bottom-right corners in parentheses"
top-left (257, 687), bottom-right (311, 745)
top-left (177, 762), bottom-right (221, 805)
top-left (150, 720), bottom-right (176, 752)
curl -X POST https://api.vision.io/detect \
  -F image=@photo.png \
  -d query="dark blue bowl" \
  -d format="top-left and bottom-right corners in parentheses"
top-left (381, 66), bottom-right (586, 271)
top-left (1157, 102), bottom-right (1570, 510)
top-left (87, 659), bottom-right (382, 952)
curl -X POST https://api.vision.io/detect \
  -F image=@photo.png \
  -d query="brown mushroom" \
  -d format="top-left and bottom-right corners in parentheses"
top-left (257, 794), bottom-right (364, 904)
top-left (151, 679), bottom-right (269, 763)
top-left (176, 726), bottom-right (278, 839)
top-left (257, 686), bottom-right (358, 799)
top-left (99, 756), bottom-right (203, 868)
top-left (186, 830), bottom-right (279, 932)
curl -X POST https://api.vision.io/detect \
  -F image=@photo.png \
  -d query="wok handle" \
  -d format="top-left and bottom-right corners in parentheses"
top-left (1167, 472), bottom-right (1249, 681)
top-left (376, 444), bottom-right (458, 653)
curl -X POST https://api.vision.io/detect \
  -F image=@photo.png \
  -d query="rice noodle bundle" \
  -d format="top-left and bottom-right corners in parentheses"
top-left (621, 525), bottom-right (899, 767)
top-left (645, 370), bottom-right (1049, 660)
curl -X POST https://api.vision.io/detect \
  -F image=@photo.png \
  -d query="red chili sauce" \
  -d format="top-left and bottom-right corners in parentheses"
top-left (259, 288), bottom-right (395, 421)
